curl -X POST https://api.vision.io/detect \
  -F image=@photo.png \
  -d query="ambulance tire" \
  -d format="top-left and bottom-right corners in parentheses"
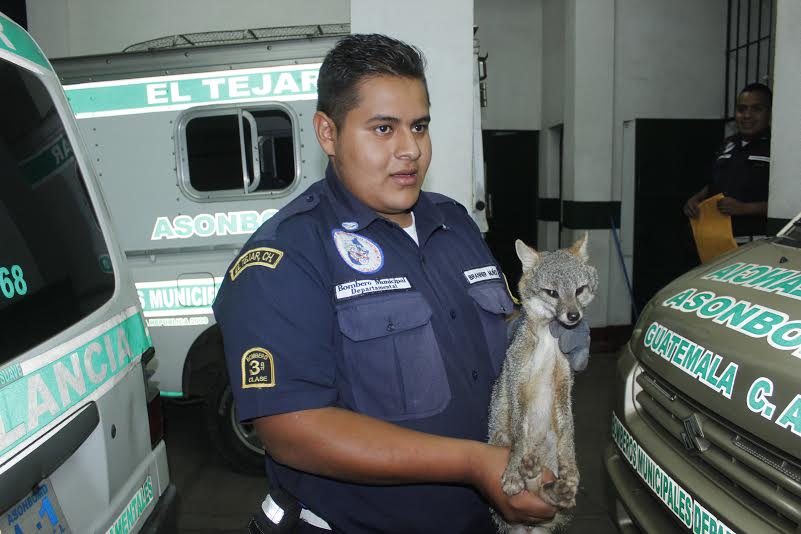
top-left (204, 372), bottom-right (265, 475)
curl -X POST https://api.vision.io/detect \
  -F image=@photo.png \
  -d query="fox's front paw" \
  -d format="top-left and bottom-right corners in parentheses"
top-left (501, 465), bottom-right (525, 496)
top-left (541, 476), bottom-right (578, 509)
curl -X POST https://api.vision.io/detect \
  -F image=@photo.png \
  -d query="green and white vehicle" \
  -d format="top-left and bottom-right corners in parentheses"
top-left (49, 27), bottom-right (348, 473)
top-left (606, 218), bottom-right (801, 533)
top-left (0, 12), bottom-right (175, 533)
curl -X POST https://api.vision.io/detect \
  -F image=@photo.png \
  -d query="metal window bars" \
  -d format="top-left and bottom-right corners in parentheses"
top-left (724, 0), bottom-right (775, 120)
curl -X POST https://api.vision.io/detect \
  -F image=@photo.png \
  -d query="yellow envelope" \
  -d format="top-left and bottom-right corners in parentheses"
top-left (690, 193), bottom-right (738, 263)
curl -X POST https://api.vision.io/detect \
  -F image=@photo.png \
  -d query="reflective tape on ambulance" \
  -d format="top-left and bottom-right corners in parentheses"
top-left (136, 278), bottom-right (223, 326)
top-left (0, 11), bottom-right (50, 70)
top-left (64, 64), bottom-right (321, 119)
top-left (106, 476), bottom-right (155, 534)
top-left (0, 307), bottom-right (151, 463)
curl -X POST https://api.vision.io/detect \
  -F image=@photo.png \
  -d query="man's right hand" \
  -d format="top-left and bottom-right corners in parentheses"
top-left (684, 186), bottom-right (710, 219)
top-left (470, 443), bottom-right (557, 526)
top-left (684, 197), bottom-right (701, 218)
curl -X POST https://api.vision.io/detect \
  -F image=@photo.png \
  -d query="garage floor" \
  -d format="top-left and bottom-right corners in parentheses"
top-left (165, 352), bottom-right (620, 533)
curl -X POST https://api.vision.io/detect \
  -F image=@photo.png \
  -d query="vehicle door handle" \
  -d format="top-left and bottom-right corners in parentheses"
top-left (0, 401), bottom-right (99, 512)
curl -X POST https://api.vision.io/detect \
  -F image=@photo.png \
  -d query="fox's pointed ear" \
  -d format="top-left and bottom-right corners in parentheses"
top-left (569, 232), bottom-right (589, 261)
top-left (515, 239), bottom-right (540, 270)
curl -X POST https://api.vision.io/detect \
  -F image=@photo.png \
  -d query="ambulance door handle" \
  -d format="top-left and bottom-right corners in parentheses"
top-left (0, 402), bottom-right (99, 513)
top-left (238, 109), bottom-right (251, 194)
top-left (239, 110), bottom-right (262, 194)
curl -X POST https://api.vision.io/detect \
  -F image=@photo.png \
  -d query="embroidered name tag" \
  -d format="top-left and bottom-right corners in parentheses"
top-left (464, 265), bottom-right (500, 284)
top-left (230, 247), bottom-right (283, 281)
top-left (748, 155), bottom-right (770, 163)
top-left (335, 277), bottom-right (411, 300)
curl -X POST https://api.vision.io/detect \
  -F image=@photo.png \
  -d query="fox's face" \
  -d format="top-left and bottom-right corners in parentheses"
top-left (515, 233), bottom-right (598, 326)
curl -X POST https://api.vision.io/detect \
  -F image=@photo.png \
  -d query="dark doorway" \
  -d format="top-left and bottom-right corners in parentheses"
top-left (482, 130), bottom-right (539, 295)
top-left (633, 119), bottom-right (724, 312)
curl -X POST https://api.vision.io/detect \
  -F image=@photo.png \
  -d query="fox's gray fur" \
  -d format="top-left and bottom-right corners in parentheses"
top-left (489, 234), bottom-right (598, 533)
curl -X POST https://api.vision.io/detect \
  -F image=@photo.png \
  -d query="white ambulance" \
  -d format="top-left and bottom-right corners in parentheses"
top-left (0, 11), bottom-right (175, 533)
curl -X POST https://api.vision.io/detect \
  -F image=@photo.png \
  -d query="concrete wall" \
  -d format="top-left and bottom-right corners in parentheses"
top-left (351, 0), bottom-right (475, 217)
top-left (769, 0), bottom-right (801, 223)
top-left (26, 0), bottom-right (350, 57)
top-left (538, 0), bottom-right (727, 327)
top-left (610, 0), bottom-right (727, 326)
top-left (537, 0), bottom-right (565, 252)
top-left (474, 0), bottom-right (542, 130)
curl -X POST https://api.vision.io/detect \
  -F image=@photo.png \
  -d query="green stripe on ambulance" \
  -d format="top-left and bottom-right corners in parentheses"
top-left (64, 64), bottom-right (321, 118)
top-left (106, 476), bottom-right (154, 534)
top-left (0, 12), bottom-right (50, 69)
top-left (136, 278), bottom-right (222, 317)
top-left (0, 311), bottom-right (150, 458)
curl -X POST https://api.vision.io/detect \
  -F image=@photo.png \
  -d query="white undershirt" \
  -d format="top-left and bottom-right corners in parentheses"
top-left (402, 212), bottom-right (419, 245)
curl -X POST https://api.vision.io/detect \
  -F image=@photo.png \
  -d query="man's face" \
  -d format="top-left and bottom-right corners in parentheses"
top-left (735, 91), bottom-right (771, 140)
top-left (319, 75), bottom-right (432, 226)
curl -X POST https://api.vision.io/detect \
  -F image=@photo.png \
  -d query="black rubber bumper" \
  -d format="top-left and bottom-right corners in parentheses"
top-left (141, 483), bottom-right (178, 534)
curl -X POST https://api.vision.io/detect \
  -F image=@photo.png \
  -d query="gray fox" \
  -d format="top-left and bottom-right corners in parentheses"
top-left (489, 234), bottom-right (598, 533)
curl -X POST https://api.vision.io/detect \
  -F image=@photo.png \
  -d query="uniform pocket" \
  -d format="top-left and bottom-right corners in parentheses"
top-left (468, 282), bottom-right (514, 375)
top-left (336, 292), bottom-right (451, 421)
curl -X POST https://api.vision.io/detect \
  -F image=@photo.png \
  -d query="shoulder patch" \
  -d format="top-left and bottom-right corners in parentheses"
top-left (332, 230), bottom-right (384, 274)
top-left (230, 247), bottom-right (284, 281)
top-left (241, 347), bottom-right (276, 389)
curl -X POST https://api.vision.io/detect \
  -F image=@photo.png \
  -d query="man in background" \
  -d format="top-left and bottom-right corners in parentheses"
top-left (684, 83), bottom-right (772, 243)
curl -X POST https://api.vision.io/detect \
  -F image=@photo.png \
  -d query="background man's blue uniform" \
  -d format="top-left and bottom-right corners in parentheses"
top-left (709, 132), bottom-right (770, 238)
top-left (213, 165), bottom-right (514, 533)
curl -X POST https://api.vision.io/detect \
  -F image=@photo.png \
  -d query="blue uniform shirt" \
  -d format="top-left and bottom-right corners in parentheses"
top-left (213, 164), bottom-right (514, 533)
top-left (709, 132), bottom-right (770, 237)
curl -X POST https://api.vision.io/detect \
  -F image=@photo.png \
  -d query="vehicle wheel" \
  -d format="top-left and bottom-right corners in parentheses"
top-left (204, 370), bottom-right (265, 475)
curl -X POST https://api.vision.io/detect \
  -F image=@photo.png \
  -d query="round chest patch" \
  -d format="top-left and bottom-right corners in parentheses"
top-left (332, 230), bottom-right (384, 274)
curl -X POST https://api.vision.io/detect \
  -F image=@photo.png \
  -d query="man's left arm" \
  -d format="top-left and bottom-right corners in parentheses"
top-left (716, 197), bottom-right (767, 216)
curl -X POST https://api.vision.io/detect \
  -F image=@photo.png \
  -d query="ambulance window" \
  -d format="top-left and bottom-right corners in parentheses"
top-left (180, 106), bottom-right (296, 199)
top-left (0, 60), bottom-right (115, 365)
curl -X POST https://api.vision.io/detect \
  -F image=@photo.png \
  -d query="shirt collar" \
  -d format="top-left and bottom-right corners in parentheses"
top-left (412, 190), bottom-right (446, 245)
top-left (324, 162), bottom-right (381, 231)
top-left (323, 162), bottom-right (445, 241)
top-left (734, 130), bottom-right (771, 144)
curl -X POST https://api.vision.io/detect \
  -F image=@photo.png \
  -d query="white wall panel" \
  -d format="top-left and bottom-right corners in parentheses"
top-left (351, 0), bottom-right (474, 214)
top-left (474, 0), bottom-right (542, 130)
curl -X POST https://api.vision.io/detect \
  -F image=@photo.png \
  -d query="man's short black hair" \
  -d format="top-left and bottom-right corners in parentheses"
top-left (316, 33), bottom-right (428, 128)
top-left (740, 82), bottom-right (772, 107)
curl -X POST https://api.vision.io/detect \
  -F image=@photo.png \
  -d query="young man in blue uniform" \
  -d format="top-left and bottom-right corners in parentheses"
top-left (213, 34), bottom-right (564, 533)
top-left (684, 83), bottom-right (772, 242)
